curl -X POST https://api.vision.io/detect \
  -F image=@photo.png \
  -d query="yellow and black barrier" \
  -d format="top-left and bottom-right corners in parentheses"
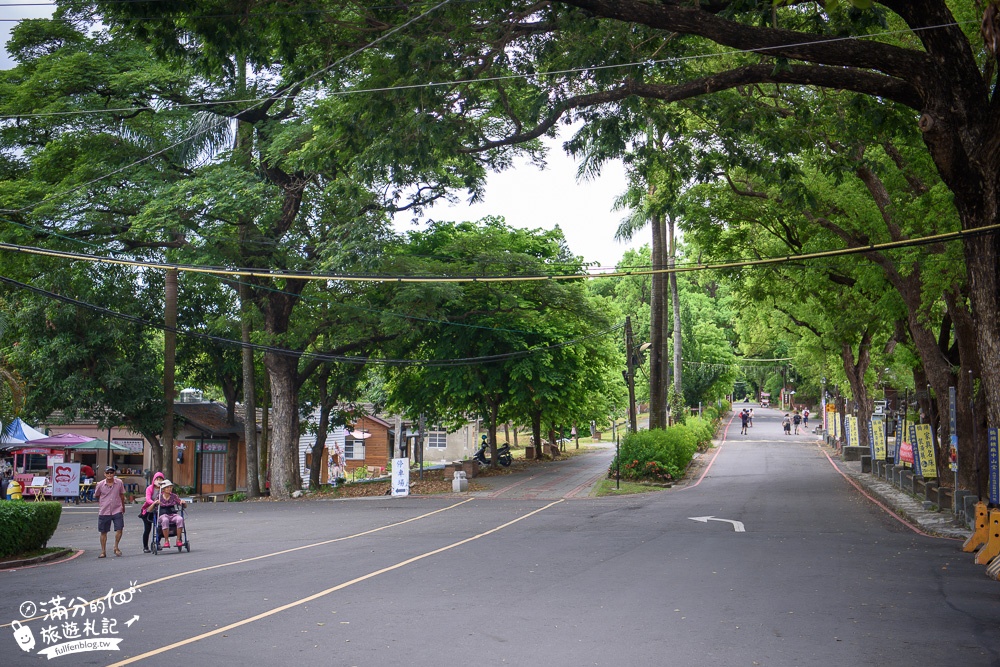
top-left (962, 501), bottom-right (989, 553)
top-left (973, 509), bottom-right (1000, 567)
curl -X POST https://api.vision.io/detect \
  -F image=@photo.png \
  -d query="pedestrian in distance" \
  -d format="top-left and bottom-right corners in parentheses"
top-left (793, 411), bottom-right (802, 435)
top-left (748, 408), bottom-right (754, 427)
top-left (740, 410), bottom-right (749, 435)
top-left (782, 414), bottom-right (791, 435)
top-left (94, 466), bottom-right (126, 558)
top-left (803, 408), bottom-right (810, 429)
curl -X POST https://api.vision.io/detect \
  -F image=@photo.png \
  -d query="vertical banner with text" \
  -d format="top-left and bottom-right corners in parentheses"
top-left (846, 415), bottom-right (859, 449)
top-left (989, 428), bottom-right (998, 506)
top-left (948, 387), bottom-right (958, 473)
top-left (913, 424), bottom-right (936, 479)
top-left (872, 418), bottom-right (886, 460)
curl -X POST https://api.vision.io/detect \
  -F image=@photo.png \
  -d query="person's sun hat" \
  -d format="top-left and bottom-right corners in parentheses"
top-left (158, 479), bottom-right (174, 488)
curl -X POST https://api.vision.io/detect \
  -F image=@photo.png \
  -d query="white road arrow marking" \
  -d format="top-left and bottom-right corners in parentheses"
top-left (688, 516), bottom-right (745, 532)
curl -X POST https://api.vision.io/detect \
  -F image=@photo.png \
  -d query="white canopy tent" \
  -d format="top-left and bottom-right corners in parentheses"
top-left (0, 418), bottom-right (47, 446)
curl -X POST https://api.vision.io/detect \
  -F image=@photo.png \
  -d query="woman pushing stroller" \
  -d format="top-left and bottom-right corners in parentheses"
top-left (151, 479), bottom-right (186, 548)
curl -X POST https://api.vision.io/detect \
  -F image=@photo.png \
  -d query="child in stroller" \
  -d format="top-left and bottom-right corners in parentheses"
top-left (151, 479), bottom-right (190, 554)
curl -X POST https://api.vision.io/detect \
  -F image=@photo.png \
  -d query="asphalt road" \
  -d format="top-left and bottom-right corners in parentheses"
top-left (3, 405), bottom-right (998, 666)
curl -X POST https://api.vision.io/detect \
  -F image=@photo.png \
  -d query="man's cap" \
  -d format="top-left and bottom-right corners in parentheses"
top-left (104, 466), bottom-right (116, 473)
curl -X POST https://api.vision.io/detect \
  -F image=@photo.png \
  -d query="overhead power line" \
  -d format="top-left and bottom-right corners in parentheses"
top-left (0, 223), bottom-right (994, 284)
top-left (0, 274), bottom-right (624, 367)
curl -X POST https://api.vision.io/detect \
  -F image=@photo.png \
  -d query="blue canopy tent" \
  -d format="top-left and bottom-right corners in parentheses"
top-left (0, 418), bottom-right (47, 446)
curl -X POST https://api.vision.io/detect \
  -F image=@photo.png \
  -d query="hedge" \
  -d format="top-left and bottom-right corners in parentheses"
top-left (0, 501), bottom-right (62, 558)
top-left (610, 427), bottom-right (698, 483)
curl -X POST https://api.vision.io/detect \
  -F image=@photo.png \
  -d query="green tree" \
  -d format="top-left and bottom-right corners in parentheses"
top-left (382, 218), bottom-right (623, 462)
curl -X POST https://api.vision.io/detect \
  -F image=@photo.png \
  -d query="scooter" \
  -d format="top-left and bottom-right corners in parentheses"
top-left (473, 437), bottom-right (513, 467)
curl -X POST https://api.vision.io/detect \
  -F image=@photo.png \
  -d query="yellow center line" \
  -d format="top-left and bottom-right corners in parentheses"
top-left (108, 499), bottom-right (564, 666)
top-left (2, 498), bottom-right (474, 629)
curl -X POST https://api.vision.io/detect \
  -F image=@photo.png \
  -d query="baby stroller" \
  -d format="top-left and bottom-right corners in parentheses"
top-left (151, 503), bottom-right (191, 555)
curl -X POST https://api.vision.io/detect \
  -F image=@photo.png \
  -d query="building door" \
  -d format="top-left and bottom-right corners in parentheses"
top-left (200, 453), bottom-right (225, 493)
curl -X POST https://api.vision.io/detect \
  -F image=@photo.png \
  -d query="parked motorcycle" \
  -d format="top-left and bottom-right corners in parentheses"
top-left (473, 437), bottom-right (513, 467)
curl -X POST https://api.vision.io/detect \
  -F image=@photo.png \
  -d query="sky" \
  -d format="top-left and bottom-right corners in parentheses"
top-left (1, 7), bottom-right (647, 268)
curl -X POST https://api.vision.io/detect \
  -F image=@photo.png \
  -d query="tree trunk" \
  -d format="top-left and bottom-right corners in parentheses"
top-left (161, 267), bottom-right (177, 481)
top-left (264, 351), bottom-right (301, 499)
top-left (487, 397), bottom-right (500, 467)
top-left (530, 409), bottom-right (542, 460)
top-left (239, 272), bottom-right (261, 498)
top-left (649, 209), bottom-right (664, 429)
top-left (841, 336), bottom-right (872, 449)
top-left (259, 376), bottom-right (269, 492)
top-left (310, 398), bottom-right (331, 490)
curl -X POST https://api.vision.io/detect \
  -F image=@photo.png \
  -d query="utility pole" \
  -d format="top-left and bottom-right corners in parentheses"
top-left (624, 317), bottom-right (638, 433)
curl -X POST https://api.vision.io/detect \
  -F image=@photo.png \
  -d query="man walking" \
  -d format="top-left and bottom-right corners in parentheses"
top-left (94, 466), bottom-right (126, 558)
top-left (740, 409), bottom-right (749, 435)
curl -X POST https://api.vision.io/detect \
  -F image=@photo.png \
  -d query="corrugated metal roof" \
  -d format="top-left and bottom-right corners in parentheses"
top-left (173, 402), bottom-right (244, 436)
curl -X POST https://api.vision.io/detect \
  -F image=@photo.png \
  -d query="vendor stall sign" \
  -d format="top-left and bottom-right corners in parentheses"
top-left (51, 462), bottom-right (80, 499)
top-left (898, 441), bottom-right (914, 465)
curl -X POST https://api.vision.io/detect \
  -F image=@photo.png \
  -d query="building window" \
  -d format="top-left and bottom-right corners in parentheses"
top-left (344, 437), bottom-right (365, 460)
top-left (427, 428), bottom-right (447, 449)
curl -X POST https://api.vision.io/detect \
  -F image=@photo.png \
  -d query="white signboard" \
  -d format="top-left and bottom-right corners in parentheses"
top-left (51, 462), bottom-right (80, 498)
top-left (391, 458), bottom-right (410, 497)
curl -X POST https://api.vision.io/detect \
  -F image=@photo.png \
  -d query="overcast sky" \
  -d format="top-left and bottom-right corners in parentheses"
top-left (2, 7), bottom-right (646, 268)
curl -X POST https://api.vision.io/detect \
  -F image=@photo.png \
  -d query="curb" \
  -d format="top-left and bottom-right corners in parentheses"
top-left (0, 548), bottom-right (76, 570)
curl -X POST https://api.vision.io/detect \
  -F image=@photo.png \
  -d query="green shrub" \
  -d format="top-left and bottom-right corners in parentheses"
top-left (610, 427), bottom-right (698, 483)
top-left (702, 406), bottom-right (719, 423)
top-left (0, 501), bottom-right (62, 558)
top-left (681, 416), bottom-right (715, 450)
top-left (226, 492), bottom-right (246, 502)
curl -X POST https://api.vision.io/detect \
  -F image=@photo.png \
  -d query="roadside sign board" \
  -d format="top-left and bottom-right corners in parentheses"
top-left (391, 458), bottom-right (410, 497)
top-left (51, 462), bottom-right (80, 498)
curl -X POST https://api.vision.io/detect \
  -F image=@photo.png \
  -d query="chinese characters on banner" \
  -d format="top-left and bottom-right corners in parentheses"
top-left (391, 458), bottom-right (409, 497)
top-left (870, 418), bottom-right (886, 460)
top-left (989, 428), bottom-right (998, 506)
top-left (846, 415), bottom-right (859, 449)
top-left (913, 424), bottom-right (937, 479)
